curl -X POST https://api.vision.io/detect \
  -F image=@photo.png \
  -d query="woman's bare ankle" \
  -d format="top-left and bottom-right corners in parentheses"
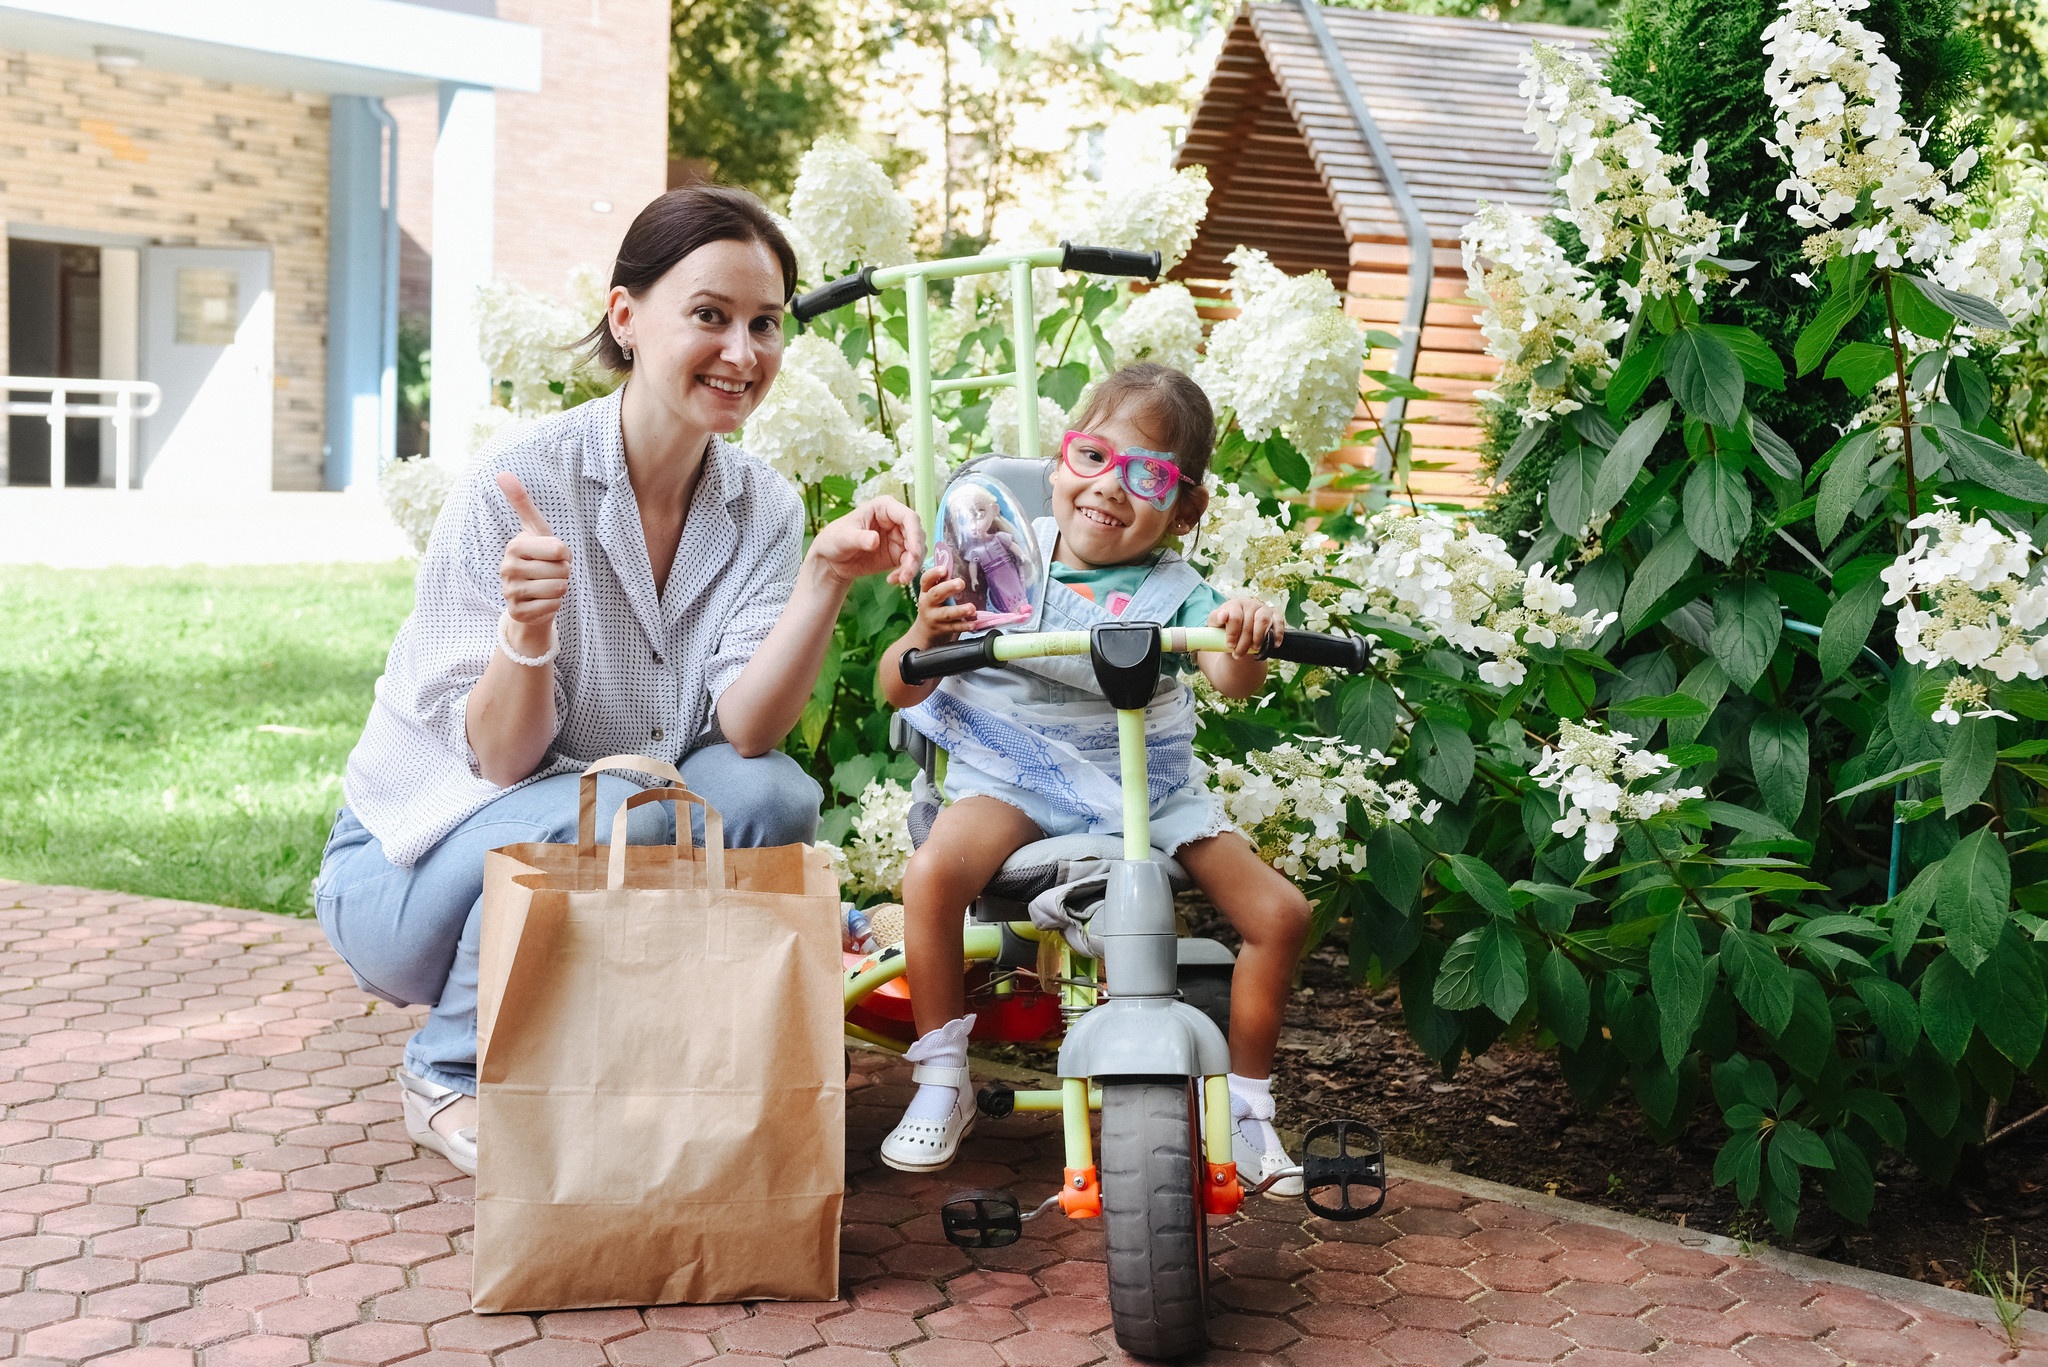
top-left (431, 1093), bottom-right (478, 1138)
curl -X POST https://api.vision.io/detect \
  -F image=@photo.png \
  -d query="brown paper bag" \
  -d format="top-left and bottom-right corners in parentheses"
top-left (471, 755), bottom-right (844, 1312)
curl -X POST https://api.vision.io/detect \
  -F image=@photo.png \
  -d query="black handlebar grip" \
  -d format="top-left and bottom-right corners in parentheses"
top-left (1059, 241), bottom-right (1162, 280)
top-left (1261, 631), bottom-right (1371, 672)
top-left (791, 265), bottom-right (880, 324)
top-left (899, 635), bottom-right (1002, 686)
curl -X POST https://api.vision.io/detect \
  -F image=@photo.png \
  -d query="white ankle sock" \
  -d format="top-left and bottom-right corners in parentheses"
top-left (1229, 1072), bottom-right (1282, 1156)
top-left (902, 1014), bottom-right (975, 1122)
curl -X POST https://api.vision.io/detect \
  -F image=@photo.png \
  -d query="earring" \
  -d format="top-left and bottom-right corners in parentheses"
top-left (621, 341), bottom-right (635, 363)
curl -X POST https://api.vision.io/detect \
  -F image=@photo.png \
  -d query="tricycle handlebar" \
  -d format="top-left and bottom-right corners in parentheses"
top-left (898, 625), bottom-right (1370, 687)
top-left (793, 242), bottom-right (1162, 327)
top-left (791, 265), bottom-right (880, 325)
top-left (1059, 241), bottom-right (1161, 279)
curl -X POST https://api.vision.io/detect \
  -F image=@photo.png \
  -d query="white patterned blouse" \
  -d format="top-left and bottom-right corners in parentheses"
top-left (342, 387), bottom-right (803, 867)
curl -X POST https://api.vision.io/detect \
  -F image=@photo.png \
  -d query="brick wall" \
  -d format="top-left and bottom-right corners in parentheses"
top-left (0, 50), bottom-right (329, 490)
top-left (392, 0), bottom-right (669, 326)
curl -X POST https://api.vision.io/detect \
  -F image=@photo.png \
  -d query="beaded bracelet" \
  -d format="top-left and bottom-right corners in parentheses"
top-left (497, 608), bottom-right (560, 668)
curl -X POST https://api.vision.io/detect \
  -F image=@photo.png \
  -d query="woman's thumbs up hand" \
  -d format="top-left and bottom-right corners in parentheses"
top-left (496, 472), bottom-right (571, 652)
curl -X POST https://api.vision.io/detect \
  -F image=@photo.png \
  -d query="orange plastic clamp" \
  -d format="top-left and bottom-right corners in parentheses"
top-left (1058, 1165), bottom-right (1101, 1219)
top-left (1203, 1161), bottom-right (1243, 1216)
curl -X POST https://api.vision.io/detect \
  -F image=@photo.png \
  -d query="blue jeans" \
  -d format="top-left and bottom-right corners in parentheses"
top-left (313, 745), bottom-right (822, 1095)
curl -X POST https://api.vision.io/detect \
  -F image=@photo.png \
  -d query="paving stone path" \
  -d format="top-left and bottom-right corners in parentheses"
top-left (1, 880), bottom-right (2042, 1367)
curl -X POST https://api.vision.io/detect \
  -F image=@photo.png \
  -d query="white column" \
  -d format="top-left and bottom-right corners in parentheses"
top-left (431, 82), bottom-right (495, 466)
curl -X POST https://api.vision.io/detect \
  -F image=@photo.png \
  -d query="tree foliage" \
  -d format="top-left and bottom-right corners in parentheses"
top-left (668, 0), bottom-right (862, 199)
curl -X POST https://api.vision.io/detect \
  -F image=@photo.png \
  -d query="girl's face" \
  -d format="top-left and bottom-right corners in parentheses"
top-left (1050, 405), bottom-right (1207, 569)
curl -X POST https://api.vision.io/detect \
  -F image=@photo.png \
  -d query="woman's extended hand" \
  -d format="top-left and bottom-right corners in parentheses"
top-left (496, 473), bottom-right (570, 652)
top-left (808, 496), bottom-right (924, 589)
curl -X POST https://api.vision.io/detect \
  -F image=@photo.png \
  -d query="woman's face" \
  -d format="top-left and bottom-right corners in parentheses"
top-left (608, 236), bottom-right (786, 436)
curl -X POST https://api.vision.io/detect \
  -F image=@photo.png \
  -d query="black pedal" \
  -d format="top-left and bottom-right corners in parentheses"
top-left (940, 1189), bottom-right (1023, 1248)
top-left (976, 1083), bottom-right (1015, 1118)
top-left (1300, 1118), bottom-right (1386, 1222)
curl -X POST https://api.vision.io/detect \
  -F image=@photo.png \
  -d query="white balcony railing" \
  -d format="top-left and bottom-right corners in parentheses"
top-left (2, 377), bottom-right (164, 491)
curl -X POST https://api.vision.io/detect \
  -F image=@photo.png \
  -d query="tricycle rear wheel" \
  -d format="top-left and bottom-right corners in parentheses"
top-left (1099, 1078), bottom-right (1208, 1358)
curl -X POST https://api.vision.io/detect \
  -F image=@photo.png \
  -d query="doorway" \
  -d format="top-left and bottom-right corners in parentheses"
top-left (8, 240), bottom-right (102, 486)
top-left (138, 246), bottom-right (274, 493)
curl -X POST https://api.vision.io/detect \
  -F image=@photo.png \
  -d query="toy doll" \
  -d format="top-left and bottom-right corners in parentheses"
top-left (933, 478), bottom-right (1039, 631)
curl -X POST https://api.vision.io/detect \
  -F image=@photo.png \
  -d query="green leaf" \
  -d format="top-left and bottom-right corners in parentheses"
top-left (1610, 691), bottom-right (1711, 719)
top-left (1701, 324), bottom-right (1786, 391)
top-left (1664, 324), bottom-right (1746, 428)
top-left (1823, 341), bottom-right (1897, 396)
top-left (1918, 950), bottom-right (1976, 1064)
top-left (1815, 428), bottom-right (1877, 547)
top-left (1819, 574), bottom-right (1885, 682)
top-left (1589, 400), bottom-right (1673, 517)
top-left (1040, 360), bottom-right (1092, 411)
top-left (1495, 422), bottom-right (1545, 485)
top-left (1903, 273), bottom-right (2014, 332)
top-left (1365, 369), bottom-right (1431, 400)
top-left (1445, 854), bottom-right (1516, 918)
top-left (1336, 674), bottom-right (1399, 754)
top-left (1774, 969), bottom-right (1835, 1078)
top-left (1684, 453), bottom-right (1753, 564)
top-left (1434, 922), bottom-right (1530, 1021)
top-left (1711, 581), bottom-right (1782, 691)
top-left (1940, 716), bottom-right (1998, 816)
top-left (1716, 1126), bottom-right (1764, 1203)
top-left (831, 752), bottom-right (884, 799)
top-left (1773, 1119), bottom-right (1835, 1170)
top-left (1650, 910), bottom-right (1708, 1070)
top-left (1891, 858), bottom-right (1941, 964)
top-left (1546, 441), bottom-right (1603, 537)
top-left (1702, 800), bottom-right (1797, 842)
top-left (1665, 743), bottom-right (1718, 767)
top-left (1365, 824), bottom-right (1425, 912)
top-left (1852, 975), bottom-right (1920, 1054)
top-left (1607, 334), bottom-right (1668, 419)
top-left (1266, 441), bottom-right (1314, 493)
top-left (1822, 1130), bottom-right (1876, 1223)
top-left (1904, 1041), bottom-right (1961, 1132)
top-left (1833, 757), bottom-right (1942, 804)
top-left (1413, 714), bottom-right (1476, 801)
top-left (1723, 927), bottom-right (1795, 1035)
top-left (1966, 925), bottom-right (2047, 1068)
top-left (1668, 660), bottom-right (1729, 748)
top-left (1749, 414), bottom-right (1802, 480)
top-left (1622, 528), bottom-right (1698, 631)
top-left (1930, 426), bottom-right (2048, 503)
top-left (1794, 274), bottom-right (1871, 376)
top-left (1937, 827), bottom-right (2012, 973)
top-left (1949, 355), bottom-right (1992, 426)
top-left (1749, 710), bottom-right (1810, 827)
top-left (1535, 948), bottom-right (1590, 1048)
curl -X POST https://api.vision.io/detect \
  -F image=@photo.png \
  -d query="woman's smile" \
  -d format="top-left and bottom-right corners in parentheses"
top-left (698, 375), bottom-right (752, 396)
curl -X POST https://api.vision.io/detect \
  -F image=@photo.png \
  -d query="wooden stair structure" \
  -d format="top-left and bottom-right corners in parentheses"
top-left (1174, 2), bottom-right (1600, 505)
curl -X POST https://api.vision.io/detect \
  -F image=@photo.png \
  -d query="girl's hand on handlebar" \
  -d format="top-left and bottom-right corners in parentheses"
top-left (1210, 596), bottom-right (1285, 659)
top-left (914, 566), bottom-right (977, 643)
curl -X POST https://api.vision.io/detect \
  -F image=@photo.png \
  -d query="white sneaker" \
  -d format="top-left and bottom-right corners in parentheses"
top-left (397, 1068), bottom-right (478, 1177)
top-left (1234, 1122), bottom-right (1303, 1197)
top-left (879, 1063), bottom-right (976, 1172)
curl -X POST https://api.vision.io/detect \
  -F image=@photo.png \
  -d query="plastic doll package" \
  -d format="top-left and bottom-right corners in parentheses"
top-left (930, 475), bottom-right (1043, 632)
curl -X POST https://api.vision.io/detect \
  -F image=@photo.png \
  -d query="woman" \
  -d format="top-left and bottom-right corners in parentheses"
top-left (315, 187), bottom-right (920, 1176)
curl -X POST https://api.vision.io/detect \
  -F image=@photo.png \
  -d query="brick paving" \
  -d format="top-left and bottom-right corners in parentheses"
top-left (1, 880), bottom-right (2044, 1367)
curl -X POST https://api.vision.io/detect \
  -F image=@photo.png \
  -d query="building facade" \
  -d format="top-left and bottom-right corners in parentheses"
top-left (0, 0), bottom-right (667, 495)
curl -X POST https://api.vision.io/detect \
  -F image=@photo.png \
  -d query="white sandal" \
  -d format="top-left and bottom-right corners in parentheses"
top-left (398, 1068), bottom-right (479, 1177)
top-left (880, 1063), bottom-right (977, 1172)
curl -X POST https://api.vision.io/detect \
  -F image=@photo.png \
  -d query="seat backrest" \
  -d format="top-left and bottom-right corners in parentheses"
top-left (953, 453), bottom-right (1052, 524)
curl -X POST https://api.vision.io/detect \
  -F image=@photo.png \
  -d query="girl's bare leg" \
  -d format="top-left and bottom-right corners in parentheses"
top-left (1172, 831), bottom-right (1311, 1076)
top-left (900, 796), bottom-right (1044, 1037)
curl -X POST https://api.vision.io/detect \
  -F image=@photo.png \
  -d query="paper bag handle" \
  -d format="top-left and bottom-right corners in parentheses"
top-left (576, 754), bottom-right (684, 855)
top-left (608, 785), bottom-right (727, 891)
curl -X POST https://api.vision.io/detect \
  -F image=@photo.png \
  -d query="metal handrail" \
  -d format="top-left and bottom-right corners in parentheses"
top-left (1, 377), bottom-right (163, 492)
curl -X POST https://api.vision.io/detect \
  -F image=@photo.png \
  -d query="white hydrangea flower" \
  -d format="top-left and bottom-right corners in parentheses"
top-left (1194, 246), bottom-right (1370, 456)
top-left (378, 454), bottom-right (457, 555)
top-left (986, 386), bottom-right (1068, 461)
top-left (1521, 42), bottom-right (1735, 307)
top-left (1760, 0), bottom-right (1963, 272)
top-left (1933, 198), bottom-right (2048, 345)
top-left (822, 780), bottom-right (916, 899)
top-left (1187, 481), bottom-right (1303, 610)
top-left (475, 276), bottom-right (602, 414)
top-left (787, 135), bottom-right (915, 278)
top-left (1087, 165), bottom-right (1211, 273)
top-left (1105, 282), bottom-right (1205, 372)
top-left (1461, 203), bottom-right (1626, 420)
top-left (1210, 739), bottom-right (1436, 879)
top-left (782, 332), bottom-right (865, 416)
top-left (1880, 500), bottom-right (2048, 702)
top-left (1530, 719), bottom-right (1704, 861)
top-left (743, 364), bottom-right (893, 487)
top-left (1352, 509), bottom-right (1615, 681)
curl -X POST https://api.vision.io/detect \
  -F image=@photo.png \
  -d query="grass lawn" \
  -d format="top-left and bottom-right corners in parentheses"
top-left (0, 562), bottom-right (417, 915)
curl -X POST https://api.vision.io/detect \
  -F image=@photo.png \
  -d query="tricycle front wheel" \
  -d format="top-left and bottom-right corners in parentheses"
top-left (1099, 1078), bottom-right (1208, 1358)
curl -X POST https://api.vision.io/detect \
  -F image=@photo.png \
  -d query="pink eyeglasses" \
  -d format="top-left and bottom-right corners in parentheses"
top-left (1058, 430), bottom-right (1195, 509)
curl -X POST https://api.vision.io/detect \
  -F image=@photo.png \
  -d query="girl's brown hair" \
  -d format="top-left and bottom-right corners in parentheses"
top-left (1067, 362), bottom-right (1217, 482)
top-left (578, 185), bottom-right (798, 373)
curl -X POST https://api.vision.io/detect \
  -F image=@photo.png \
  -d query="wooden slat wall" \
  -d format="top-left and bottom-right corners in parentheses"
top-left (1174, 3), bottom-right (1601, 505)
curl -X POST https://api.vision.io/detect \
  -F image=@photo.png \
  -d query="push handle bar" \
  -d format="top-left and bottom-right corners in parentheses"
top-left (1058, 241), bottom-right (1161, 279)
top-left (899, 626), bottom-right (1371, 686)
top-left (791, 265), bottom-right (879, 325)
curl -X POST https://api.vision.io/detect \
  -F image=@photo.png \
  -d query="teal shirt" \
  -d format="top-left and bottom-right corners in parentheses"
top-left (1048, 559), bottom-right (1228, 629)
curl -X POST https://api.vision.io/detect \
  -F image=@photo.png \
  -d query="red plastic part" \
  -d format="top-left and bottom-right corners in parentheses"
top-left (842, 953), bottom-right (1062, 1045)
top-left (1059, 1165), bottom-right (1102, 1219)
top-left (1203, 1161), bottom-right (1243, 1216)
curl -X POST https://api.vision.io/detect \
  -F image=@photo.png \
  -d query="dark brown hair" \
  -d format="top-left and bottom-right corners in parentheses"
top-left (578, 185), bottom-right (798, 373)
top-left (1068, 362), bottom-right (1217, 484)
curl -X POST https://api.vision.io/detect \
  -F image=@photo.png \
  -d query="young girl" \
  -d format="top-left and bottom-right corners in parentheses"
top-left (875, 363), bottom-right (1311, 1191)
